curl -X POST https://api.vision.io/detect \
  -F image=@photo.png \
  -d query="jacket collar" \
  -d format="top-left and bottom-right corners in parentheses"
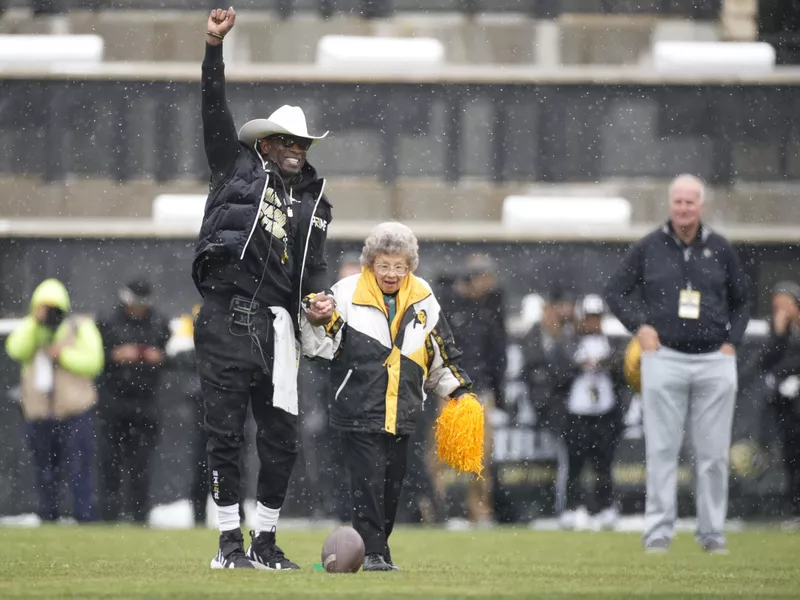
top-left (662, 220), bottom-right (711, 246)
top-left (352, 268), bottom-right (431, 341)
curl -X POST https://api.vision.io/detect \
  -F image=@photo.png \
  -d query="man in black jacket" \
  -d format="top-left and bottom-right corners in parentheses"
top-left (97, 279), bottom-right (170, 524)
top-left (437, 254), bottom-right (506, 526)
top-left (605, 174), bottom-right (750, 554)
top-left (197, 7), bottom-right (335, 570)
top-left (520, 284), bottom-right (576, 435)
top-left (759, 281), bottom-right (800, 530)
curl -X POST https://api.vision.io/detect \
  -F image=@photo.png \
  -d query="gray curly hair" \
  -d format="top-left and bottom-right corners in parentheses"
top-left (360, 222), bottom-right (420, 272)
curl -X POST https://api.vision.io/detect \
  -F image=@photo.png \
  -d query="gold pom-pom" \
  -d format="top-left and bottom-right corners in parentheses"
top-left (434, 393), bottom-right (484, 477)
top-left (624, 337), bottom-right (642, 393)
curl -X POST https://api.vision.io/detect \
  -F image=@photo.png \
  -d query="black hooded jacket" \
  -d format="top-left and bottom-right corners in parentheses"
top-left (194, 42), bottom-right (332, 322)
top-left (437, 282), bottom-right (507, 406)
top-left (760, 324), bottom-right (800, 406)
top-left (97, 305), bottom-right (171, 402)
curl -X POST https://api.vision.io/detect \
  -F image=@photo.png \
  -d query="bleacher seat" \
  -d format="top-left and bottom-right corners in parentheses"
top-left (0, 34), bottom-right (103, 67)
top-left (501, 196), bottom-right (632, 230)
top-left (651, 40), bottom-right (776, 74)
top-left (316, 34), bottom-right (445, 70)
top-left (152, 194), bottom-right (206, 230)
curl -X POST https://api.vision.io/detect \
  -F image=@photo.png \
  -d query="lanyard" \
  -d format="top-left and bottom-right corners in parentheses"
top-left (679, 243), bottom-right (693, 290)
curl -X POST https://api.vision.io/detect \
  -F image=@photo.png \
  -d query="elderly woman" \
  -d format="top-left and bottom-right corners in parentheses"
top-left (302, 222), bottom-right (474, 571)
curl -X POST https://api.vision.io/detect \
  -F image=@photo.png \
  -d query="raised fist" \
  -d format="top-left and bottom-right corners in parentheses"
top-left (207, 6), bottom-right (236, 40)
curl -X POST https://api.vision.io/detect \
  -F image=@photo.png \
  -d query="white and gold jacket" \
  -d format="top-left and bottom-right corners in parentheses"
top-left (301, 270), bottom-right (472, 435)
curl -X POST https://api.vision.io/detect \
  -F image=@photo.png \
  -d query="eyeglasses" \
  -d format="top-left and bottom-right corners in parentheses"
top-left (268, 135), bottom-right (312, 152)
top-left (374, 263), bottom-right (409, 277)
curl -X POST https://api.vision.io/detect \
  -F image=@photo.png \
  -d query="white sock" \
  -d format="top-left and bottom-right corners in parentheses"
top-left (217, 503), bottom-right (240, 533)
top-left (255, 502), bottom-right (280, 536)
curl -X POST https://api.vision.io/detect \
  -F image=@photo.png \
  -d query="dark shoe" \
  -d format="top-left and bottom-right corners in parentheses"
top-left (702, 538), bottom-right (729, 555)
top-left (210, 529), bottom-right (256, 569)
top-left (385, 558), bottom-right (401, 571)
top-left (363, 552), bottom-right (394, 572)
top-left (644, 538), bottom-right (670, 554)
top-left (384, 549), bottom-right (400, 571)
top-left (246, 530), bottom-right (300, 570)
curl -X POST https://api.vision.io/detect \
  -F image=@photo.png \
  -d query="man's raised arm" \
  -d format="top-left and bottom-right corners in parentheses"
top-left (202, 7), bottom-right (240, 184)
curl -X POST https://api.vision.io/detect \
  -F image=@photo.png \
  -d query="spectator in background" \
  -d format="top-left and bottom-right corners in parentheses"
top-left (437, 253), bottom-right (507, 527)
top-left (97, 278), bottom-right (170, 524)
top-left (297, 252), bottom-right (361, 523)
top-left (167, 304), bottom-right (208, 526)
top-left (5, 279), bottom-right (104, 523)
top-left (556, 295), bottom-right (623, 531)
top-left (167, 304), bottom-right (247, 527)
top-left (520, 284), bottom-right (576, 434)
top-left (759, 281), bottom-right (800, 530)
top-left (605, 174), bottom-right (750, 554)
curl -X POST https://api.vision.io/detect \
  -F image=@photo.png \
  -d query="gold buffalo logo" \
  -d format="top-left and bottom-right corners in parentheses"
top-left (414, 309), bottom-right (427, 328)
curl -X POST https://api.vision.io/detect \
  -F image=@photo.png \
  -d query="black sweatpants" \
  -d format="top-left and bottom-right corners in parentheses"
top-left (98, 408), bottom-right (158, 523)
top-left (563, 412), bottom-right (620, 513)
top-left (342, 431), bottom-right (410, 558)
top-left (194, 291), bottom-right (298, 511)
top-left (188, 391), bottom-right (248, 524)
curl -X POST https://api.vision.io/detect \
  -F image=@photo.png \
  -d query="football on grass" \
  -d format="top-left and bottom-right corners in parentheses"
top-left (321, 526), bottom-right (365, 573)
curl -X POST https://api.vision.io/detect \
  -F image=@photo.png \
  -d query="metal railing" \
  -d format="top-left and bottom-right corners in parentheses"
top-left (1, 67), bottom-right (797, 185)
top-left (3, 0), bottom-right (722, 20)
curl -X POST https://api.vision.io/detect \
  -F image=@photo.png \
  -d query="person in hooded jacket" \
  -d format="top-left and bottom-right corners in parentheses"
top-left (96, 279), bottom-right (170, 524)
top-left (5, 279), bottom-right (104, 523)
top-left (195, 7), bottom-right (335, 569)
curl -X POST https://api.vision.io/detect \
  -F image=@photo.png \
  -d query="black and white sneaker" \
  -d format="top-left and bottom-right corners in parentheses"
top-left (385, 558), bottom-right (401, 571)
top-left (384, 549), bottom-right (401, 571)
top-left (210, 529), bottom-right (257, 569)
top-left (246, 530), bottom-right (300, 570)
top-left (363, 553), bottom-right (394, 572)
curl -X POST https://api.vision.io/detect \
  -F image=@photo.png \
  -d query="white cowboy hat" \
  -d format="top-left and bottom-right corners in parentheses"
top-left (238, 105), bottom-right (329, 147)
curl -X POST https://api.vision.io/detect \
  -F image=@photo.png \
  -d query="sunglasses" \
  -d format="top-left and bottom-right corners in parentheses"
top-left (267, 135), bottom-right (312, 152)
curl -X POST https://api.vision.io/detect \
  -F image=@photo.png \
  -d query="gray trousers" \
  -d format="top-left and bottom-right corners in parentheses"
top-left (640, 347), bottom-right (737, 545)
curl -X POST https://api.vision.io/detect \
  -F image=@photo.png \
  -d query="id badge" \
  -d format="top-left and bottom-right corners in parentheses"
top-left (678, 289), bottom-right (701, 320)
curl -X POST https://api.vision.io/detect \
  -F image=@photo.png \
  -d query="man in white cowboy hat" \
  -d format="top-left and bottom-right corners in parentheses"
top-left (194, 6), bottom-right (336, 570)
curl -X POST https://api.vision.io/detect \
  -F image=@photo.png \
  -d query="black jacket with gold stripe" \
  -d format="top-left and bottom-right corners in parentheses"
top-left (301, 270), bottom-right (472, 435)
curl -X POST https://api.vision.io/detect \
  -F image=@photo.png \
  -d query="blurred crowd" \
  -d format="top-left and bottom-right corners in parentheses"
top-left (4, 233), bottom-right (800, 534)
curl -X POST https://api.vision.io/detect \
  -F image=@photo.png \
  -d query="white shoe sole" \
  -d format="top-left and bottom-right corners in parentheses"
top-left (210, 557), bottom-right (265, 569)
top-left (246, 553), bottom-right (297, 570)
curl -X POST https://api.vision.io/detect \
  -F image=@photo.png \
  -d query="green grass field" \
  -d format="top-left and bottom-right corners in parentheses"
top-left (1, 525), bottom-right (798, 599)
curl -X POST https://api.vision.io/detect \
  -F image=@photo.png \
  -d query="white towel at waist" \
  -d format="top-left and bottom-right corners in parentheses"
top-left (269, 306), bottom-right (299, 416)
